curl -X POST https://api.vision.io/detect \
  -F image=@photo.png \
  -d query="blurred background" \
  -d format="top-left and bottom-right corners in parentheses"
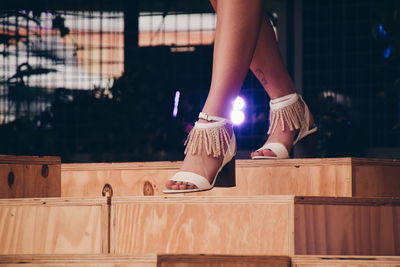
top-left (0, 0), bottom-right (399, 162)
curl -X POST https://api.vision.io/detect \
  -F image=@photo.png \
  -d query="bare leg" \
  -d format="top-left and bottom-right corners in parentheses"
top-left (166, 0), bottom-right (263, 190)
top-left (209, 0), bottom-right (313, 157)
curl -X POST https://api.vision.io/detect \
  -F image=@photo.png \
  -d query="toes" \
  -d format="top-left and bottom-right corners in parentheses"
top-left (171, 184), bottom-right (180, 190)
top-left (179, 184), bottom-right (188, 190)
top-left (251, 149), bottom-right (277, 157)
top-left (187, 183), bottom-right (197, 189)
top-left (165, 180), bottom-right (175, 189)
top-left (262, 149), bottom-right (276, 157)
top-left (168, 181), bottom-right (198, 190)
top-left (251, 151), bottom-right (262, 157)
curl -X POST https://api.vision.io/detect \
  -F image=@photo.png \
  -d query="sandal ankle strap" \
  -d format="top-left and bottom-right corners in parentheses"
top-left (270, 93), bottom-right (300, 109)
top-left (268, 92), bottom-right (308, 134)
top-left (199, 112), bottom-right (231, 124)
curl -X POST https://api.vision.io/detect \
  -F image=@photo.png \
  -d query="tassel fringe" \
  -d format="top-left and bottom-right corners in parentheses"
top-left (184, 123), bottom-right (230, 157)
top-left (268, 97), bottom-right (308, 135)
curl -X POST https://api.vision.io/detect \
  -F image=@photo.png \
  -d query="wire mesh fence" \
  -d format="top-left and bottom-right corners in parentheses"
top-left (0, 0), bottom-right (399, 161)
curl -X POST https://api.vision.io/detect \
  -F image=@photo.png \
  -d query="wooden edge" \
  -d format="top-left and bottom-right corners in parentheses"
top-left (294, 196), bottom-right (400, 206)
top-left (0, 155), bottom-right (61, 165)
top-left (157, 254), bottom-right (290, 264)
top-left (112, 195), bottom-right (295, 204)
top-left (0, 254), bottom-right (158, 263)
top-left (62, 157), bottom-right (384, 171)
top-left (291, 255), bottom-right (400, 264)
top-left (288, 200), bottom-right (295, 256)
top-left (351, 157), bottom-right (400, 166)
top-left (0, 197), bottom-right (107, 206)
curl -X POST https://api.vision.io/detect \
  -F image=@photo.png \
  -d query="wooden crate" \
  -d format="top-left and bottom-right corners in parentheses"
top-left (61, 158), bottom-right (400, 198)
top-left (0, 197), bottom-right (108, 254)
top-left (1, 196), bottom-right (398, 257)
top-left (294, 197), bottom-right (400, 256)
top-left (111, 196), bottom-right (295, 255)
top-left (0, 254), bottom-right (290, 267)
top-left (292, 255), bottom-right (400, 266)
top-left (0, 155), bottom-right (61, 198)
top-left (110, 196), bottom-right (400, 256)
top-left (0, 254), bottom-right (157, 267)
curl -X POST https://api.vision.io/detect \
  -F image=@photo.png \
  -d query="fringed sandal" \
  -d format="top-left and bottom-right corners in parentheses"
top-left (163, 112), bottom-right (237, 194)
top-left (252, 93), bottom-right (317, 159)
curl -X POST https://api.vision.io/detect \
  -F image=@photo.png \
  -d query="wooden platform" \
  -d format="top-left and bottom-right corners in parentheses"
top-left (1, 155), bottom-right (400, 265)
top-left (2, 195), bottom-right (397, 256)
top-left (111, 196), bottom-right (400, 256)
top-left (0, 197), bottom-right (109, 254)
top-left (0, 254), bottom-right (290, 267)
top-left (292, 256), bottom-right (400, 266)
top-left (0, 155), bottom-right (61, 198)
top-left (61, 158), bottom-right (400, 197)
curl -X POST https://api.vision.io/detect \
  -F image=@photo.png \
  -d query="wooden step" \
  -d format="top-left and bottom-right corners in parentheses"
top-left (0, 197), bottom-right (108, 254)
top-left (61, 158), bottom-right (400, 197)
top-left (0, 254), bottom-right (290, 267)
top-left (292, 255), bottom-right (400, 266)
top-left (110, 196), bottom-right (400, 256)
top-left (1, 196), bottom-right (398, 256)
top-left (111, 195), bottom-right (295, 255)
top-left (0, 155), bottom-right (61, 198)
top-left (294, 197), bottom-right (400, 256)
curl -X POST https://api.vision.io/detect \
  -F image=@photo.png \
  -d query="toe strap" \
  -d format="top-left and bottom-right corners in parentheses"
top-left (256, 142), bottom-right (289, 159)
top-left (169, 171), bottom-right (212, 190)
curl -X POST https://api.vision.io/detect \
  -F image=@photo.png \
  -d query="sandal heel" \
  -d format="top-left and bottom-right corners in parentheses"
top-left (293, 132), bottom-right (318, 158)
top-left (214, 157), bottom-right (236, 187)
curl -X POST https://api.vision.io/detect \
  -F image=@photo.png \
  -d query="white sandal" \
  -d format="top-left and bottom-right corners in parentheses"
top-left (252, 93), bottom-right (317, 159)
top-left (163, 112), bottom-right (237, 194)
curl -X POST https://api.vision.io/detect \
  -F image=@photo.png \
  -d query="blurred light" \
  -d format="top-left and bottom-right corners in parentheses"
top-left (383, 47), bottom-right (392, 59)
top-left (172, 90), bottom-right (180, 117)
top-left (231, 110), bottom-right (245, 125)
top-left (233, 96), bottom-right (245, 110)
top-left (378, 24), bottom-right (387, 37)
top-left (230, 96), bottom-right (246, 125)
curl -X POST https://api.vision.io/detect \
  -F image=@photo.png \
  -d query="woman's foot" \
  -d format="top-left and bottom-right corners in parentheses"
top-left (251, 93), bottom-right (315, 158)
top-left (165, 115), bottom-right (235, 192)
top-left (250, 126), bottom-right (297, 157)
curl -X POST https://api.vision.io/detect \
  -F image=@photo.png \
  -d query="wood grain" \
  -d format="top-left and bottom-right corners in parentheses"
top-left (157, 254), bottom-right (290, 267)
top-left (0, 254), bottom-right (157, 267)
top-left (111, 196), bottom-right (294, 255)
top-left (0, 254), bottom-right (290, 267)
top-left (0, 155), bottom-right (61, 198)
top-left (61, 159), bottom-right (354, 197)
top-left (353, 165), bottom-right (400, 197)
top-left (0, 197), bottom-right (108, 254)
top-left (61, 158), bottom-right (400, 198)
top-left (294, 202), bottom-right (400, 255)
top-left (0, 155), bottom-right (60, 165)
top-left (0, 164), bottom-right (61, 198)
top-left (292, 255), bottom-right (400, 266)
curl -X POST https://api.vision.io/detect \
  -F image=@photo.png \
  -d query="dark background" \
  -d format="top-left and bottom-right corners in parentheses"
top-left (1, 0), bottom-right (399, 162)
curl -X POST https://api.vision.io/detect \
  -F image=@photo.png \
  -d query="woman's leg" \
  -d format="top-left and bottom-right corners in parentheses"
top-left (166, 0), bottom-right (263, 190)
top-left (210, 0), bottom-right (311, 157)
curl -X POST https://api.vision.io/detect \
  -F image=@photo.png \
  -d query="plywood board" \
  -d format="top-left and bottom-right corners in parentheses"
top-left (111, 196), bottom-right (295, 255)
top-left (292, 255), bottom-right (400, 266)
top-left (0, 197), bottom-right (108, 254)
top-left (294, 197), bottom-right (400, 255)
top-left (0, 164), bottom-right (61, 198)
top-left (61, 158), bottom-right (356, 197)
top-left (353, 165), bottom-right (400, 197)
top-left (0, 254), bottom-right (290, 267)
top-left (0, 155), bottom-right (60, 164)
top-left (0, 155), bottom-right (61, 198)
top-left (157, 254), bottom-right (290, 267)
top-left (0, 254), bottom-right (156, 267)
